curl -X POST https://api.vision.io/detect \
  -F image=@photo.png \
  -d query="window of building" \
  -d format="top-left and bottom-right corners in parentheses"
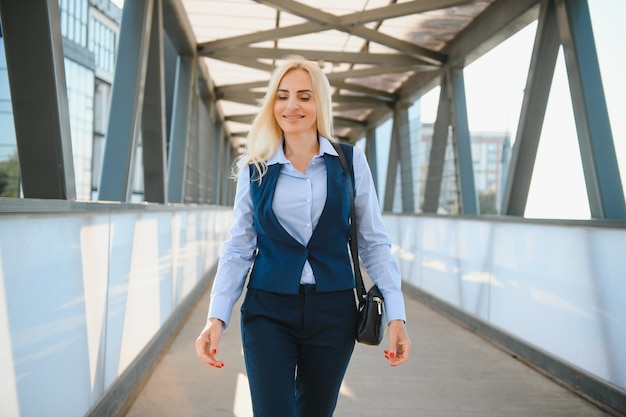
top-left (89, 18), bottom-right (116, 74)
top-left (65, 59), bottom-right (94, 200)
top-left (60, 0), bottom-right (89, 48)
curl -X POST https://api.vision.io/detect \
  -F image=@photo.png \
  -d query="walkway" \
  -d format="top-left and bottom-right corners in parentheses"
top-left (123, 287), bottom-right (613, 417)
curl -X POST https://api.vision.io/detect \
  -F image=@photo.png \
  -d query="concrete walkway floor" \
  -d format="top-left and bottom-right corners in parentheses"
top-left (123, 287), bottom-right (614, 417)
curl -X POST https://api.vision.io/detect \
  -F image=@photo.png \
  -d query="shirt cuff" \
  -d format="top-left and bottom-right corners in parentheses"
top-left (382, 290), bottom-right (406, 324)
top-left (208, 293), bottom-right (236, 329)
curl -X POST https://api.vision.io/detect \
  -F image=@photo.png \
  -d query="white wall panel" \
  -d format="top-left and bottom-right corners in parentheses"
top-left (0, 216), bottom-right (94, 416)
top-left (455, 220), bottom-right (493, 319)
top-left (383, 214), bottom-right (626, 392)
top-left (105, 213), bottom-right (137, 387)
top-left (0, 206), bottom-right (232, 417)
top-left (79, 216), bottom-right (111, 401)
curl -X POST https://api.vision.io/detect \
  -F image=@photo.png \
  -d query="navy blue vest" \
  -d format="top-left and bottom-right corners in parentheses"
top-left (248, 144), bottom-right (355, 294)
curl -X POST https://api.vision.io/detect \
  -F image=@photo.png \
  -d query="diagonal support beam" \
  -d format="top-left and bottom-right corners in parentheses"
top-left (501, 0), bottom-right (560, 216)
top-left (98, 0), bottom-right (154, 202)
top-left (422, 71), bottom-right (452, 213)
top-left (254, 0), bottom-right (446, 64)
top-left (554, 0), bottom-right (626, 219)
top-left (200, 0), bottom-right (469, 59)
top-left (0, 0), bottom-right (76, 199)
top-left (449, 69), bottom-right (478, 214)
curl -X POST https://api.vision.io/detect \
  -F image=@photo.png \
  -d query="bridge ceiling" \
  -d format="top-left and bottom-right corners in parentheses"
top-left (182, 0), bottom-right (497, 148)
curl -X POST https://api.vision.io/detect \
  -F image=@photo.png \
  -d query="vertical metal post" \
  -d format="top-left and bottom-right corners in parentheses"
top-left (141, 0), bottom-right (167, 203)
top-left (396, 104), bottom-right (415, 213)
top-left (383, 118), bottom-right (400, 212)
top-left (167, 54), bottom-right (195, 203)
top-left (0, 0), bottom-right (76, 199)
top-left (365, 128), bottom-right (379, 194)
top-left (213, 122), bottom-right (224, 204)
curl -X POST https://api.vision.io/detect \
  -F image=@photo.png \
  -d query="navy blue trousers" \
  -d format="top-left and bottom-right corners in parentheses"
top-left (240, 285), bottom-right (357, 417)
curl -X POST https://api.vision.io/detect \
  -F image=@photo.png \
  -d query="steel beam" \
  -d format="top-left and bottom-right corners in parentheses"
top-left (399, 0), bottom-right (540, 105)
top-left (501, 0), bottom-right (560, 216)
top-left (365, 128), bottom-right (379, 194)
top-left (422, 72), bottom-right (452, 213)
top-left (98, 0), bottom-right (154, 201)
top-left (213, 121), bottom-right (224, 204)
top-left (383, 124), bottom-right (400, 212)
top-left (142, 0), bottom-right (168, 203)
top-left (167, 54), bottom-right (195, 203)
top-left (0, 0), bottom-right (76, 199)
top-left (396, 105), bottom-right (415, 213)
top-left (555, 0), bottom-right (626, 219)
top-left (450, 69), bottom-right (478, 214)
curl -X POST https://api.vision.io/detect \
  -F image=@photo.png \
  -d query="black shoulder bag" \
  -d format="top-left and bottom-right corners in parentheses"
top-left (332, 142), bottom-right (385, 346)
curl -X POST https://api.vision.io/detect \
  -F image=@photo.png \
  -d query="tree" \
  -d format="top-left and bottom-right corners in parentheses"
top-left (478, 190), bottom-right (497, 215)
top-left (0, 152), bottom-right (20, 197)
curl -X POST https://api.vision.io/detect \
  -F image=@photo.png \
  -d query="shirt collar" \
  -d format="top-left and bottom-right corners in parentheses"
top-left (319, 136), bottom-right (339, 157)
top-left (267, 135), bottom-right (338, 165)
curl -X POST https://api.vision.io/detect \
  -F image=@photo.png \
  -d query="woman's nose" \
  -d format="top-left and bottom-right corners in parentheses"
top-left (287, 97), bottom-right (299, 110)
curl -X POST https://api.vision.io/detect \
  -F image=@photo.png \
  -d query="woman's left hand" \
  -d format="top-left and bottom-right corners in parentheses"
top-left (384, 319), bottom-right (411, 367)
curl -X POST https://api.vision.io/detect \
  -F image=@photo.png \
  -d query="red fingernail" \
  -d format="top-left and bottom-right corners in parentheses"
top-left (211, 349), bottom-right (217, 355)
top-left (390, 352), bottom-right (395, 358)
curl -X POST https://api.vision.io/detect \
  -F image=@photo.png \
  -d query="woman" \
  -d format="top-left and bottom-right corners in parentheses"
top-left (195, 55), bottom-right (411, 417)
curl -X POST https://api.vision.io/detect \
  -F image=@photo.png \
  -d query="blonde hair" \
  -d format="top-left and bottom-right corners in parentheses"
top-left (235, 55), bottom-right (336, 180)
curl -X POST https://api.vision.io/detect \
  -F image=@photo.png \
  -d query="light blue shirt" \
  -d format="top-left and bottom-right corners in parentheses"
top-left (208, 137), bottom-right (406, 327)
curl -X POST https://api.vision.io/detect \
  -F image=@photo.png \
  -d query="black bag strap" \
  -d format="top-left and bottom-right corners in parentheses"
top-left (331, 142), bottom-right (367, 304)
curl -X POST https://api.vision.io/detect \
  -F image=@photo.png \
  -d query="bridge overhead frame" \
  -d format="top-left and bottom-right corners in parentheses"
top-left (1, 0), bottom-right (624, 217)
top-left (1, 0), bottom-right (626, 416)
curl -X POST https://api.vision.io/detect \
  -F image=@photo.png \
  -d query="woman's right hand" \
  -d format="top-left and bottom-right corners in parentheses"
top-left (195, 318), bottom-right (225, 368)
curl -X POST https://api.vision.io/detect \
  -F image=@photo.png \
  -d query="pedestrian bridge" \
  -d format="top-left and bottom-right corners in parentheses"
top-left (0, 206), bottom-right (624, 416)
top-left (0, 0), bottom-right (625, 416)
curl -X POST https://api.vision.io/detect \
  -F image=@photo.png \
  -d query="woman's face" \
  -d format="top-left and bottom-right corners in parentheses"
top-left (273, 69), bottom-right (317, 137)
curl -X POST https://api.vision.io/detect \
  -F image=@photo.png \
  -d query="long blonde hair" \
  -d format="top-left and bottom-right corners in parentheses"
top-left (236, 55), bottom-right (336, 180)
